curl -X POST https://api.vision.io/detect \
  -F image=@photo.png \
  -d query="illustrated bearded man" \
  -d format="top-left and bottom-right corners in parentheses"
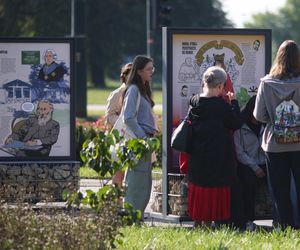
top-left (5, 100), bottom-right (60, 157)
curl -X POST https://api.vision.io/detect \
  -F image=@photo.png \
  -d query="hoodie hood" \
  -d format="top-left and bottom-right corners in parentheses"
top-left (261, 75), bottom-right (300, 99)
top-left (254, 74), bottom-right (300, 152)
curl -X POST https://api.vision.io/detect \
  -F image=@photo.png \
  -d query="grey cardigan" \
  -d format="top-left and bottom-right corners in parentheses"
top-left (123, 84), bottom-right (157, 138)
top-left (253, 75), bottom-right (300, 152)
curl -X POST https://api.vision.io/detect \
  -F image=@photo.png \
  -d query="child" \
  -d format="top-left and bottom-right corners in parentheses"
top-left (233, 95), bottom-right (267, 231)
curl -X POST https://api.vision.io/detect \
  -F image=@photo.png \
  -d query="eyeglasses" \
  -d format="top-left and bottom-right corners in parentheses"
top-left (144, 67), bottom-right (155, 73)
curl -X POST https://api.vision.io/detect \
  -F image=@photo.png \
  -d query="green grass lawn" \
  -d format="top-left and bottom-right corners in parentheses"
top-left (87, 109), bottom-right (104, 118)
top-left (117, 226), bottom-right (300, 249)
top-left (87, 87), bottom-right (162, 118)
top-left (88, 87), bottom-right (162, 105)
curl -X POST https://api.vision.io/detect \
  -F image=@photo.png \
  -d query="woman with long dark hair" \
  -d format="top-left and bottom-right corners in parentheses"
top-left (254, 40), bottom-right (300, 229)
top-left (122, 55), bottom-right (157, 216)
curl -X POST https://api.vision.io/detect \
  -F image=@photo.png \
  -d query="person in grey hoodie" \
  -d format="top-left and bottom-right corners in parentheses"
top-left (253, 40), bottom-right (300, 229)
top-left (234, 95), bottom-right (267, 231)
top-left (122, 55), bottom-right (157, 217)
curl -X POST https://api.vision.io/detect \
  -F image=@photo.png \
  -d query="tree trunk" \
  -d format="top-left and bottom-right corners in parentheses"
top-left (90, 40), bottom-right (105, 88)
top-left (91, 62), bottom-right (105, 88)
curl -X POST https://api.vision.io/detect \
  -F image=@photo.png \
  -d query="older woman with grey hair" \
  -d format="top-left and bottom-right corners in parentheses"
top-left (186, 66), bottom-right (243, 227)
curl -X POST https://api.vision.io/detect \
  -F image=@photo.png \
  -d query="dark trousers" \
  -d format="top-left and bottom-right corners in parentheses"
top-left (229, 179), bottom-right (246, 228)
top-left (216, 179), bottom-right (246, 229)
top-left (265, 151), bottom-right (300, 228)
top-left (237, 163), bottom-right (267, 221)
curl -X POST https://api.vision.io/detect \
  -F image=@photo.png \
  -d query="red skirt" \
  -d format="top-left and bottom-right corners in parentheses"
top-left (188, 182), bottom-right (230, 222)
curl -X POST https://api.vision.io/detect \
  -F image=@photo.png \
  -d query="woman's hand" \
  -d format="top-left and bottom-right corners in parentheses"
top-left (255, 167), bottom-right (266, 178)
top-left (226, 91), bottom-right (236, 102)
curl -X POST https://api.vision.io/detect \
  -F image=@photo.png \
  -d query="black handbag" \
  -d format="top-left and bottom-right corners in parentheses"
top-left (171, 117), bottom-right (193, 153)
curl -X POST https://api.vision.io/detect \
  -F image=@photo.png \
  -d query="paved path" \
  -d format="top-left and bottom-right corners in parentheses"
top-left (79, 178), bottom-right (273, 228)
top-left (79, 178), bottom-right (107, 193)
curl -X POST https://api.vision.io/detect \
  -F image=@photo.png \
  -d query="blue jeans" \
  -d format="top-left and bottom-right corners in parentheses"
top-left (124, 153), bottom-right (152, 215)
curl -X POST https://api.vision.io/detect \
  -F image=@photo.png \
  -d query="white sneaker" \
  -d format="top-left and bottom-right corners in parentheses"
top-left (246, 221), bottom-right (256, 231)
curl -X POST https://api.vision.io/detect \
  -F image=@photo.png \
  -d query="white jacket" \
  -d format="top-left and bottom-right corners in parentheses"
top-left (104, 83), bottom-right (126, 128)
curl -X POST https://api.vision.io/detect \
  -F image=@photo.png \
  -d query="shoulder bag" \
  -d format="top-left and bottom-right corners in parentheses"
top-left (171, 112), bottom-right (193, 153)
top-left (112, 91), bottom-right (141, 139)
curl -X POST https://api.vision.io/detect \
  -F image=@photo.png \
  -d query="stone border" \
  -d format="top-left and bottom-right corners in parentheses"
top-left (0, 162), bottom-right (80, 202)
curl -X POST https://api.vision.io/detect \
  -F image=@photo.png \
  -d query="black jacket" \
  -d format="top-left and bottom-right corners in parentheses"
top-left (188, 95), bottom-right (243, 187)
top-left (38, 62), bottom-right (67, 82)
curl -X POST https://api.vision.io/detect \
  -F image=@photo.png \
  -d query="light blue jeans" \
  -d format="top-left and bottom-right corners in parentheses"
top-left (124, 152), bottom-right (152, 214)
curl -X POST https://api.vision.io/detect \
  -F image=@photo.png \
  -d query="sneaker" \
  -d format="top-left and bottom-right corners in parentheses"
top-left (246, 221), bottom-right (256, 232)
top-left (273, 226), bottom-right (282, 233)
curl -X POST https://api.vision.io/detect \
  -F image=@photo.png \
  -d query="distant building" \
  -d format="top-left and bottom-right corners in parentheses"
top-left (3, 79), bottom-right (31, 104)
top-left (2, 78), bottom-right (70, 104)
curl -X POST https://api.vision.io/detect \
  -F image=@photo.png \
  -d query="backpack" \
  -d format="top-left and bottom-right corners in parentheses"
top-left (274, 94), bottom-right (300, 144)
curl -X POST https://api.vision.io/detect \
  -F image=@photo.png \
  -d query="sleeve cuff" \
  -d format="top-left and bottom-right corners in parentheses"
top-left (250, 164), bottom-right (260, 172)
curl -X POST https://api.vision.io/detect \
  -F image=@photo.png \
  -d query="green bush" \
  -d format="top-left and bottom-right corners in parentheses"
top-left (152, 132), bottom-right (162, 169)
top-left (80, 129), bottom-right (160, 176)
top-left (0, 201), bottom-right (122, 249)
top-left (64, 129), bottom-right (161, 245)
top-left (75, 117), bottom-right (163, 169)
top-left (75, 117), bottom-right (105, 162)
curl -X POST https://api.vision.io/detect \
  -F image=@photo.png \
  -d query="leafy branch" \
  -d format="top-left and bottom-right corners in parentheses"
top-left (64, 129), bottom-right (160, 224)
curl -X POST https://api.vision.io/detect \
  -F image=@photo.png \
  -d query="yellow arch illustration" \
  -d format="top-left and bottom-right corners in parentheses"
top-left (195, 40), bottom-right (244, 66)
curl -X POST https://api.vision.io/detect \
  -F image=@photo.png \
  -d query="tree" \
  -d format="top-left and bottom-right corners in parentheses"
top-left (0, 0), bottom-right (232, 88)
top-left (0, 0), bottom-right (70, 37)
top-left (86, 0), bottom-right (233, 87)
top-left (244, 0), bottom-right (300, 57)
top-left (0, 0), bottom-right (33, 36)
top-left (86, 0), bottom-right (146, 88)
top-left (170, 0), bottom-right (232, 28)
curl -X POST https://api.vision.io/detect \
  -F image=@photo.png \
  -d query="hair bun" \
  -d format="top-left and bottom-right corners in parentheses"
top-left (206, 72), bottom-right (214, 83)
top-left (202, 66), bottom-right (227, 88)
